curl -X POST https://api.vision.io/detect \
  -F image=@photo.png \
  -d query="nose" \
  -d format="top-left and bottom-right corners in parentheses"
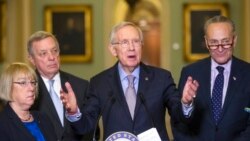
top-left (48, 51), bottom-right (56, 60)
top-left (128, 41), bottom-right (135, 50)
top-left (217, 45), bottom-right (224, 52)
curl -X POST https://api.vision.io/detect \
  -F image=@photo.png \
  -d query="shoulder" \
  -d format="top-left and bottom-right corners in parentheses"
top-left (184, 57), bottom-right (210, 69)
top-left (0, 110), bottom-right (8, 123)
top-left (59, 70), bottom-right (88, 84)
top-left (138, 63), bottom-right (175, 83)
top-left (231, 57), bottom-right (250, 75)
top-left (32, 111), bottom-right (52, 125)
top-left (140, 63), bottom-right (171, 75)
top-left (0, 104), bottom-right (13, 122)
top-left (90, 64), bottom-right (117, 81)
top-left (232, 57), bottom-right (250, 68)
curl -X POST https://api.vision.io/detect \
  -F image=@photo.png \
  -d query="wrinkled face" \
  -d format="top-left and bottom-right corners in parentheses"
top-left (205, 22), bottom-right (237, 65)
top-left (11, 75), bottom-right (37, 109)
top-left (109, 26), bottom-right (142, 73)
top-left (29, 37), bottom-right (60, 79)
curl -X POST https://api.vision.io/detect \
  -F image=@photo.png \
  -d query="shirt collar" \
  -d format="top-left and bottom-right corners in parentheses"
top-left (211, 58), bottom-right (232, 73)
top-left (118, 63), bottom-right (140, 81)
top-left (41, 72), bottom-right (60, 83)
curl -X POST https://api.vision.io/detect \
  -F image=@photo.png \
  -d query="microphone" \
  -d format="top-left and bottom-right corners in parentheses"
top-left (92, 92), bottom-right (116, 141)
top-left (139, 93), bottom-right (155, 128)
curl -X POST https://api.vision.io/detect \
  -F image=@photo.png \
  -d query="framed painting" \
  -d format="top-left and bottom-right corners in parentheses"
top-left (0, 2), bottom-right (6, 62)
top-left (44, 5), bottom-right (92, 63)
top-left (183, 3), bottom-right (228, 62)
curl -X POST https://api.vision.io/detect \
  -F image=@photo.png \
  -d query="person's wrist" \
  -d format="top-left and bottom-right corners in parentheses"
top-left (66, 107), bottom-right (78, 115)
top-left (181, 98), bottom-right (192, 106)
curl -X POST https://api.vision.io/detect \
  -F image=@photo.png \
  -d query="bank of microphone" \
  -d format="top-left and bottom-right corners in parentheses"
top-left (93, 92), bottom-right (116, 141)
top-left (139, 92), bottom-right (155, 128)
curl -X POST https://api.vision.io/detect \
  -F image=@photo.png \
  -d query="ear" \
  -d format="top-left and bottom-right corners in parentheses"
top-left (28, 55), bottom-right (35, 66)
top-left (108, 44), bottom-right (117, 57)
top-left (204, 36), bottom-right (209, 50)
top-left (233, 35), bottom-right (238, 48)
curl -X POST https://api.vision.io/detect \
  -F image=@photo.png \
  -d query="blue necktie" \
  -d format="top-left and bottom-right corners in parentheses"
top-left (125, 75), bottom-right (136, 119)
top-left (49, 80), bottom-right (64, 126)
top-left (211, 66), bottom-right (224, 124)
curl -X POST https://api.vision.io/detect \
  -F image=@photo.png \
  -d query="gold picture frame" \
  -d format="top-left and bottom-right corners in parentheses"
top-left (184, 3), bottom-right (228, 62)
top-left (45, 5), bottom-right (92, 63)
top-left (0, 2), bottom-right (6, 62)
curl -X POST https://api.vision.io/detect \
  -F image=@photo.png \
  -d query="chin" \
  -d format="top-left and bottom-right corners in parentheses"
top-left (215, 58), bottom-right (230, 64)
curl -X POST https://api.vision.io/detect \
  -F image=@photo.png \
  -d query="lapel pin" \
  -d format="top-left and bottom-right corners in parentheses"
top-left (233, 76), bottom-right (236, 80)
top-left (145, 77), bottom-right (149, 81)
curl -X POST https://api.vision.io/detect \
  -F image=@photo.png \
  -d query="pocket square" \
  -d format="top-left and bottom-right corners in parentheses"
top-left (244, 107), bottom-right (250, 113)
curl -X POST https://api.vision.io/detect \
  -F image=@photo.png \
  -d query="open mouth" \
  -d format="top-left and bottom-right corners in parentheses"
top-left (128, 55), bottom-right (136, 59)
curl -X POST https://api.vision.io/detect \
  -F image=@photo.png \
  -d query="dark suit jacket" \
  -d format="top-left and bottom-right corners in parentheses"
top-left (71, 62), bottom-right (184, 141)
top-left (173, 57), bottom-right (250, 141)
top-left (32, 70), bottom-right (93, 141)
top-left (0, 103), bottom-right (57, 141)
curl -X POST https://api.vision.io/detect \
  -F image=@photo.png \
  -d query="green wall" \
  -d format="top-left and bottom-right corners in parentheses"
top-left (0, 0), bottom-right (244, 83)
top-left (33, 0), bottom-right (105, 80)
top-left (168, 0), bottom-right (244, 83)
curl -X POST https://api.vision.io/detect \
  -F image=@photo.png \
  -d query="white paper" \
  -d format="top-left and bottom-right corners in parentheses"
top-left (137, 128), bottom-right (161, 141)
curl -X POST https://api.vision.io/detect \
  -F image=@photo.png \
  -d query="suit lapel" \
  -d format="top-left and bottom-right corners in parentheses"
top-left (134, 63), bottom-right (152, 119)
top-left (220, 58), bottom-right (241, 122)
top-left (35, 71), bottom-right (64, 131)
top-left (198, 58), bottom-right (212, 111)
top-left (202, 60), bottom-right (212, 107)
top-left (5, 104), bottom-right (35, 140)
top-left (197, 58), bottom-right (215, 125)
top-left (106, 63), bottom-right (132, 120)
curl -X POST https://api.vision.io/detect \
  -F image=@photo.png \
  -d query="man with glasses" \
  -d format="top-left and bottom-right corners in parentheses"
top-left (172, 15), bottom-right (250, 141)
top-left (60, 21), bottom-right (199, 140)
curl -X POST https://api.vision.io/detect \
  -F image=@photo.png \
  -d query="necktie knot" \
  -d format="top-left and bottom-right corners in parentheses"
top-left (127, 75), bottom-right (135, 88)
top-left (49, 79), bottom-right (55, 87)
top-left (216, 66), bottom-right (224, 74)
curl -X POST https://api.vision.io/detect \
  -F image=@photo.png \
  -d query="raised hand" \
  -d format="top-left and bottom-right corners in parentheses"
top-left (60, 82), bottom-right (78, 114)
top-left (182, 76), bottom-right (199, 105)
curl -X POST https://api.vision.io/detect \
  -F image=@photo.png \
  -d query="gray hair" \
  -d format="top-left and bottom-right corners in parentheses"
top-left (109, 21), bottom-right (144, 44)
top-left (27, 31), bottom-right (60, 55)
top-left (204, 15), bottom-right (236, 35)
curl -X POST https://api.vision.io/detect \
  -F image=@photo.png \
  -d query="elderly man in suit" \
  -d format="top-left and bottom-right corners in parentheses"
top-left (60, 22), bottom-right (198, 140)
top-left (172, 15), bottom-right (250, 141)
top-left (27, 31), bottom-right (96, 141)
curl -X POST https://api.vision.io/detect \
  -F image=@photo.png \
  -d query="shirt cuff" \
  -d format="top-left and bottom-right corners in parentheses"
top-left (65, 108), bottom-right (82, 122)
top-left (181, 102), bottom-right (194, 118)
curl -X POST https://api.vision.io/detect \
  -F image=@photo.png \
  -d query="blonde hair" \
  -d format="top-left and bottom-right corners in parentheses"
top-left (0, 62), bottom-right (38, 101)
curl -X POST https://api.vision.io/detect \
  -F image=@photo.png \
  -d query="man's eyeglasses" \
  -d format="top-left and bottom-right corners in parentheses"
top-left (13, 81), bottom-right (37, 87)
top-left (206, 37), bottom-right (234, 50)
top-left (112, 39), bottom-right (142, 48)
